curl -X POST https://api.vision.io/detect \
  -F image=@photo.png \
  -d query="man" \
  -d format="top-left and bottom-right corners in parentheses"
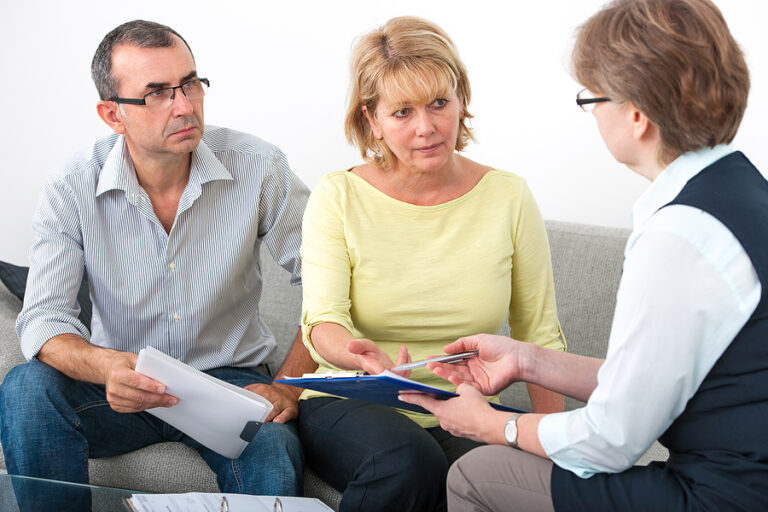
top-left (402, 0), bottom-right (768, 510)
top-left (0, 20), bottom-right (316, 496)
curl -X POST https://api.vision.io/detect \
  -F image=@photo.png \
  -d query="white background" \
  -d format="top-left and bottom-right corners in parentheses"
top-left (1, 0), bottom-right (766, 265)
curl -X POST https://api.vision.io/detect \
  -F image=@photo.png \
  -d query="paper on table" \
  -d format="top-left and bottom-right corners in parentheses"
top-left (134, 346), bottom-right (273, 459)
top-left (126, 492), bottom-right (333, 512)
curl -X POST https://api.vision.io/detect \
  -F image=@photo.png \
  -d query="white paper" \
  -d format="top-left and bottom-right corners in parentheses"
top-left (127, 492), bottom-right (333, 512)
top-left (135, 347), bottom-right (273, 459)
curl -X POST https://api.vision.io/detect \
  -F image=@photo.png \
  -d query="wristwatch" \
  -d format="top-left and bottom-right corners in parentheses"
top-left (504, 413), bottom-right (522, 449)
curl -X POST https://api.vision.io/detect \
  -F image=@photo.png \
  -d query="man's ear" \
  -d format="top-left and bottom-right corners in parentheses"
top-left (96, 101), bottom-right (127, 135)
top-left (362, 105), bottom-right (382, 140)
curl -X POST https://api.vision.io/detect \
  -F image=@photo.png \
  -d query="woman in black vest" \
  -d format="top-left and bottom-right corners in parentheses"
top-left (401, 0), bottom-right (768, 510)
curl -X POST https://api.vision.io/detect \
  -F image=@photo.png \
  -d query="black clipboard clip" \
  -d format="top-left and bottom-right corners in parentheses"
top-left (239, 421), bottom-right (262, 443)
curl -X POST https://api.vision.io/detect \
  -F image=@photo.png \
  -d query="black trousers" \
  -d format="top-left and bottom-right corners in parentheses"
top-left (299, 397), bottom-right (483, 512)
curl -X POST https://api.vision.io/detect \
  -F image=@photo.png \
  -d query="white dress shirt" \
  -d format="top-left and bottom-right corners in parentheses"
top-left (16, 126), bottom-right (308, 370)
top-left (538, 145), bottom-right (761, 478)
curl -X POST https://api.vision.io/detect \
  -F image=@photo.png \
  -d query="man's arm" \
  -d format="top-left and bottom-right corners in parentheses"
top-left (37, 334), bottom-right (177, 413)
top-left (246, 328), bottom-right (318, 423)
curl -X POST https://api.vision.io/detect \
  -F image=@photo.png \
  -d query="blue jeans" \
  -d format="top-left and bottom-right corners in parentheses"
top-left (299, 396), bottom-right (483, 512)
top-left (0, 361), bottom-right (303, 496)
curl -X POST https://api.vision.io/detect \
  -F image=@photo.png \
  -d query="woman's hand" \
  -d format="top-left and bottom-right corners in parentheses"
top-left (348, 339), bottom-right (412, 377)
top-left (427, 334), bottom-right (524, 395)
top-left (399, 383), bottom-right (510, 444)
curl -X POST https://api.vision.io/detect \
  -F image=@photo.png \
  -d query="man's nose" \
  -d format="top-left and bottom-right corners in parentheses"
top-left (170, 88), bottom-right (194, 116)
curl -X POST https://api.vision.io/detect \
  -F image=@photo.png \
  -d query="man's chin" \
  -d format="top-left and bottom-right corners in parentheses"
top-left (171, 131), bottom-right (203, 151)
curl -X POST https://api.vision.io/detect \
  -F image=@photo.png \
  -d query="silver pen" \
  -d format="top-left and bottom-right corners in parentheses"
top-left (391, 350), bottom-right (478, 372)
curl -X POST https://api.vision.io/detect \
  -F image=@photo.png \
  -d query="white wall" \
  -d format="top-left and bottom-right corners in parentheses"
top-left (1, 0), bottom-right (766, 265)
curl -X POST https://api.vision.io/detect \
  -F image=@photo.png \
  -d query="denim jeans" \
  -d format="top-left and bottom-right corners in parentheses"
top-left (299, 396), bottom-right (483, 512)
top-left (0, 361), bottom-right (303, 496)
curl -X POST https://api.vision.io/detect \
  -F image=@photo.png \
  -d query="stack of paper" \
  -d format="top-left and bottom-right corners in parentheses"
top-left (135, 347), bottom-right (273, 459)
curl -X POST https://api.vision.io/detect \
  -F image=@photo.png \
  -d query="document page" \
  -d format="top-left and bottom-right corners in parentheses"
top-left (135, 347), bottom-right (273, 459)
top-left (126, 492), bottom-right (333, 512)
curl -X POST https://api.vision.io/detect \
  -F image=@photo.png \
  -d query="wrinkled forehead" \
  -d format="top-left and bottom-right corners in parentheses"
top-left (111, 39), bottom-right (195, 90)
top-left (374, 60), bottom-right (458, 108)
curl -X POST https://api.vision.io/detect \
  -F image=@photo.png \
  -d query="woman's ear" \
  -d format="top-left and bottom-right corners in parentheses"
top-left (631, 106), bottom-right (651, 141)
top-left (362, 105), bottom-right (383, 140)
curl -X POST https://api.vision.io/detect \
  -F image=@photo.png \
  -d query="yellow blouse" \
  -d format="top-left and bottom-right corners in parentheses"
top-left (300, 169), bottom-right (566, 427)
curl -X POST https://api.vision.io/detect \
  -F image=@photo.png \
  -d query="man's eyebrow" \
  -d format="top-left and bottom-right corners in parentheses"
top-left (143, 71), bottom-right (198, 91)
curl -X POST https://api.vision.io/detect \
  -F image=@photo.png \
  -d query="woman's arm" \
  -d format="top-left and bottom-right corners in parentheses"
top-left (309, 322), bottom-right (411, 375)
top-left (506, 182), bottom-right (568, 410)
top-left (527, 383), bottom-right (564, 413)
top-left (428, 334), bottom-right (601, 401)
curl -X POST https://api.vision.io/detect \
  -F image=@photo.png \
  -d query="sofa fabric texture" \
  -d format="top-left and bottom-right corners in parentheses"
top-left (0, 220), bottom-right (668, 509)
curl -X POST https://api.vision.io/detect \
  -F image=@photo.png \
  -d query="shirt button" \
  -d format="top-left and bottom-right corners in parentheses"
top-left (173, 313), bottom-right (180, 321)
top-left (169, 262), bottom-right (176, 270)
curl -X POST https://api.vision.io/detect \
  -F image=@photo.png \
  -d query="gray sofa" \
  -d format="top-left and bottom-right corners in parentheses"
top-left (0, 220), bottom-right (668, 509)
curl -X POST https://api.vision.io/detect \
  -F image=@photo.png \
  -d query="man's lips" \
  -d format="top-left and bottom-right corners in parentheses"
top-left (171, 126), bottom-right (197, 137)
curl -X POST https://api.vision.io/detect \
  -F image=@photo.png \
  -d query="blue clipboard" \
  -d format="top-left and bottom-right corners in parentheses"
top-left (275, 370), bottom-right (526, 414)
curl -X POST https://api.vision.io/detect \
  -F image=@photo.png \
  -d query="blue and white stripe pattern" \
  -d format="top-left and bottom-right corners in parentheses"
top-left (17, 126), bottom-right (309, 370)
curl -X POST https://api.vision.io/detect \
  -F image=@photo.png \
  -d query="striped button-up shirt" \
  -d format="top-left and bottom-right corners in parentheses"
top-left (17, 126), bottom-right (309, 370)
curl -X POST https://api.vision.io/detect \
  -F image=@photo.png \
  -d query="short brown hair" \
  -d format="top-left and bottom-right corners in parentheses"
top-left (572, 0), bottom-right (749, 164)
top-left (92, 20), bottom-right (193, 101)
top-left (344, 16), bottom-right (474, 169)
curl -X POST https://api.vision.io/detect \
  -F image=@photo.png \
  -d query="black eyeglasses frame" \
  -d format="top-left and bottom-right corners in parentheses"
top-left (110, 77), bottom-right (210, 107)
top-left (576, 88), bottom-right (611, 111)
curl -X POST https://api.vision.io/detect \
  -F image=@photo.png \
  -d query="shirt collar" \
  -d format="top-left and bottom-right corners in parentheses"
top-left (95, 134), bottom-right (233, 201)
top-left (631, 144), bottom-right (735, 230)
top-left (95, 136), bottom-right (139, 199)
top-left (189, 136), bottom-right (233, 187)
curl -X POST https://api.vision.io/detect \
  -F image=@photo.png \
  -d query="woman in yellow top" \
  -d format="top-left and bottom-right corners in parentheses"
top-left (298, 16), bottom-right (566, 512)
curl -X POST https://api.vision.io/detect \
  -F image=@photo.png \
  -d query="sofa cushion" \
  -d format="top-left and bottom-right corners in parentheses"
top-left (0, 261), bottom-right (92, 328)
top-left (0, 281), bottom-right (24, 384)
top-left (0, 262), bottom-right (28, 301)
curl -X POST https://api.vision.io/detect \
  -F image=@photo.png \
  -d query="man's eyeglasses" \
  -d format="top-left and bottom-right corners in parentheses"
top-left (110, 78), bottom-right (209, 110)
top-left (576, 88), bottom-right (611, 112)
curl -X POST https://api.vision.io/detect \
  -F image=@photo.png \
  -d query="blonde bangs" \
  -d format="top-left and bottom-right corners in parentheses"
top-left (375, 60), bottom-right (458, 110)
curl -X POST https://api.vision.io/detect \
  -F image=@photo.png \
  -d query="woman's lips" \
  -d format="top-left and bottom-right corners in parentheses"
top-left (416, 143), bottom-right (442, 153)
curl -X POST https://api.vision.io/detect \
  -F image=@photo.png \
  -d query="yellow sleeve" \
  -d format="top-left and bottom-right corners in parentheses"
top-left (508, 181), bottom-right (567, 351)
top-left (300, 176), bottom-right (359, 366)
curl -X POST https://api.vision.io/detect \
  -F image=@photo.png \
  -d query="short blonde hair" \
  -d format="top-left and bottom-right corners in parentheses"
top-left (345, 16), bottom-right (474, 169)
top-left (572, 0), bottom-right (749, 164)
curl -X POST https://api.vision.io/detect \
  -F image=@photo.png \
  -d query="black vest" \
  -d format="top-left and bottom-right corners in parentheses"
top-left (552, 152), bottom-right (768, 511)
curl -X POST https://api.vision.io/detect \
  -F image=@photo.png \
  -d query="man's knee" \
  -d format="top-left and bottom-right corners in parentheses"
top-left (249, 421), bottom-right (303, 466)
top-left (231, 421), bottom-right (303, 495)
top-left (0, 361), bottom-right (67, 415)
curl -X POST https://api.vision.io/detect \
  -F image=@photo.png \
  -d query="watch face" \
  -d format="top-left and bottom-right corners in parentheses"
top-left (504, 415), bottom-right (519, 446)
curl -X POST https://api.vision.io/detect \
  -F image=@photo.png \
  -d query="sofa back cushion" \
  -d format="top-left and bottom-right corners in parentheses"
top-left (258, 254), bottom-right (303, 373)
top-left (499, 220), bottom-right (629, 411)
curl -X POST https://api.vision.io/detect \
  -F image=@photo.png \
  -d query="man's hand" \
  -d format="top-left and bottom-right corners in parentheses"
top-left (427, 334), bottom-right (523, 396)
top-left (245, 382), bottom-right (300, 423)
top-left (102, 351), bottom-right (178, 413)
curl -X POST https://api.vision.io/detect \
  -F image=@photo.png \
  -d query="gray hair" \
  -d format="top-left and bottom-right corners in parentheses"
top-left (91, 20), bottom-right (194, 100)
